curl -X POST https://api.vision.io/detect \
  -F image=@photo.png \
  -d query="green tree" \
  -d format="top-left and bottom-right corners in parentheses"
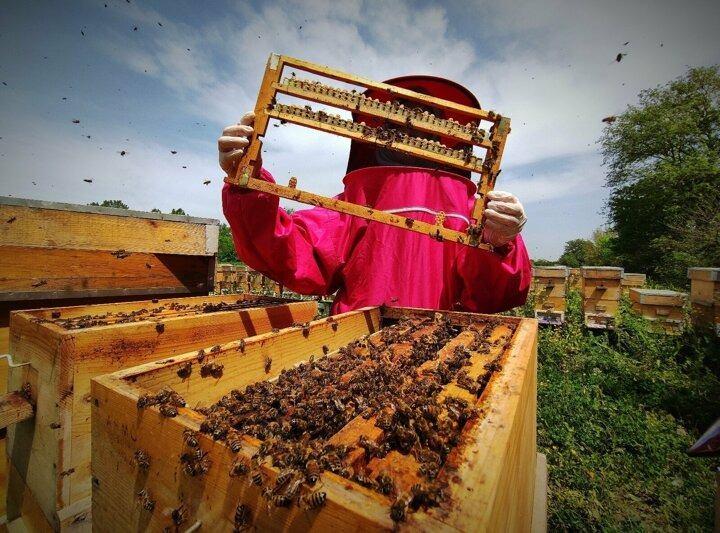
top-left (532, 258), bottom-right (556, 266)
top-left (150, 208), bottom-right (162, 213)
top-left (170, 208), bottom-right (187, 215)
top-left (89, 200), bottom-right (129, 209)
top-left (218, 223), bottom-right (240, 263)
top-left (601, 65), bottom-right (720, 284)
top-left (558, 238), bottom-right (596, 267)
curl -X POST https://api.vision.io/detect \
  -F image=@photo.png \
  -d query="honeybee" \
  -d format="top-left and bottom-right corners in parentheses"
top-left (234, 503), bottom-right (251, 531)
top-left (304, 459), bottom-right (321, 485)
top-left (229, 458), bottom-right (250, 477)
top-left (376, 472), bottom-right (395, 495)
top-left (171, 504), bottom-right (187, 526)
top-left (390, 496), bottom-right (407, 522)
top-left (226, 431), bottom-right (242, 453)
top-left (136, 488), bottom-right (155, 512)
top-left (300, 490), bottom-right (326, 510)
top-left (159, 404), bottom-right (178, 418)
top-left (264, 355), bottom-right (272, 374)
top-left (133, 449), bottom-right (150, 470)
top-left (176, 361), bottom-right (192, 379)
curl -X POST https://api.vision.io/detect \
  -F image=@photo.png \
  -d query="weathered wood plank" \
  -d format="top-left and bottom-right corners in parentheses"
top-left (0, 246), bottom-right (212, 299)
top-left (0, 392), bottom-right (34, 429)
top-left (0, 203), bottom-right (216, 256)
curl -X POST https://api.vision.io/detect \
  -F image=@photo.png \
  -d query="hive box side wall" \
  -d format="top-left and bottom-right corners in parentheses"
top-left (6, 312), bottom-right (64, 528)
top-left (8, 300), bottom-right (316, 528)
top-left (0, 246), bottom-right (213, 300)
top-left (0, 202), bottom-right (216, 256)
top-left (436, 319), bottom-right (537, 531)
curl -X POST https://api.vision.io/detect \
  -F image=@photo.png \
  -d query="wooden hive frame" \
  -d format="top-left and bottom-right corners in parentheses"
top-left (629, 288), bottom-right (687, 335)
top-left (225, 53), bottom-right (511, 250)
top-left (3, 294), bottom-right (317, 531)
top-left (91, 307), bottom-right (538, 532)
top-left (581, 266), bottom-right (624, 330)
top-left (532, 266), bottom-right (568, 326)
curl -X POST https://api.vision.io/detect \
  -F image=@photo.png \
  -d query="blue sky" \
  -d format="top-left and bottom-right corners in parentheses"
top-left (1, 0), bottom-right (719, 259)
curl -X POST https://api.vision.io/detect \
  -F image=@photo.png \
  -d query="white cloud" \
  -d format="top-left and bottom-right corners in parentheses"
top-left (1, 0), bottom-right (719, 258)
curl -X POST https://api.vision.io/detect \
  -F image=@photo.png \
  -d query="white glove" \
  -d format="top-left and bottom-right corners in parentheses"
top-left (218, 112), bottom-right (257, 176)
top-left (481, 190), bottom-right (527, 248)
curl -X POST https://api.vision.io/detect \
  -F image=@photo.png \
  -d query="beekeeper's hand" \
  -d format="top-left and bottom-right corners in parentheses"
top-left (482, 191), bottom-right (527, 248)
top-left (218, 112), bottom-right (260, 176)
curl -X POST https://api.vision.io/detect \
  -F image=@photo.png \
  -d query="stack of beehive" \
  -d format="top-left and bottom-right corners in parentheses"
top-left (581, 266), bottom-right (624, 329)
top-left (532, 266), bottom-right (568, 325)
top-left (688, 267), bottom-right (720, 336)
top-left (629, 288), bottom-right (686, 335)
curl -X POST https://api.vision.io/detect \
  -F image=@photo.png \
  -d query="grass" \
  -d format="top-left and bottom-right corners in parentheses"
top-left (516, 290), bottom-right (720, 531)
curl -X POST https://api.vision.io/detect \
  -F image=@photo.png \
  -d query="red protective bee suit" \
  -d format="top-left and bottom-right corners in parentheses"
top-left (222, 76), bottom-right (531, 315)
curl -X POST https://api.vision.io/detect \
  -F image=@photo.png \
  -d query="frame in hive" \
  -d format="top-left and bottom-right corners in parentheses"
top-left (224, 54), bottom-right (511, 250)
top-left (91, 307), bottom-right (537, 532)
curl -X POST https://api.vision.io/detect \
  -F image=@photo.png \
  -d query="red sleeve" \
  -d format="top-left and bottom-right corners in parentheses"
top-left (222, 168), bottom-right (347, 295)
top-left (455, 234), bottom-right (532, 313)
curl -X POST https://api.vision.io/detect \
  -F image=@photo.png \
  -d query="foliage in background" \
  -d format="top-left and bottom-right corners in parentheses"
top-left (515, 290), bottom-right (720, 530)
top-left (88, 199), bottom-right (128, 209)
top-left (558, 228), bottom-right (620, 267)
top-left (600, 65), bottom-right (720, 286)
top-left (170, 207), bottom-right (187, 215)
top-left (218, 223), bottom-right (241, 263)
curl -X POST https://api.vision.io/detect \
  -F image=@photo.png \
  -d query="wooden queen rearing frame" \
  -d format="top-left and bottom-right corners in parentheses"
top-left (225, 53), bottom-right (511, 249)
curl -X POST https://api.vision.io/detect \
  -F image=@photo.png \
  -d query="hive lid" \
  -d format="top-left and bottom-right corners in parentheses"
top-left (581, 266), bottom-right (624, 279)
top-left (629, 288), bottom-right (687, 306)
top-left (687, 267), bottom-right (720, 281)
top-left (532, 265), bottom-right (569, 278)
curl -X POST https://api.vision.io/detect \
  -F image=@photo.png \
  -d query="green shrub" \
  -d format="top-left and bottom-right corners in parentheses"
top-left (535, 289), bottom-right (719, 530)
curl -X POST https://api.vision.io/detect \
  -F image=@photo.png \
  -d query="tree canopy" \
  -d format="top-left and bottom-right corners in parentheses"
top-left (89, 199), bottom-right (129, 209)
top-left (600, 65), bottom-right (720, 285)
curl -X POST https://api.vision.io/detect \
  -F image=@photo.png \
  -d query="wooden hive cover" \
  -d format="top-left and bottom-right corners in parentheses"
top-left (581, 266), bottom-right (623, 280)
top-left (621, 273), bottom-right (646, 285)
top-left (91, 307), bottom-right (538, 532)
top-left (629, 288), bottom-right (687, 306)
top-left (687, 267), bottom-right (720, 281)
top-left (532, 266), bottom-right (569, 278)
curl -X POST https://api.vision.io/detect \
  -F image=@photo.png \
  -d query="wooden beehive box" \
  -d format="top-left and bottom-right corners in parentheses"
top-left (532, 266), bottom-right (568, 325)
top-left (621, 273), bottom-right (646, 294)
top-left (5, 294), bottom-right (316, 531)
top-left (687, 268), bottom-right (720, 336)
top-left (92, 307), bottom-right (538, 532)
top-left (581, 267), bottom-right (623, 329)
top-left (629, 288), bottom-right (686, 335)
